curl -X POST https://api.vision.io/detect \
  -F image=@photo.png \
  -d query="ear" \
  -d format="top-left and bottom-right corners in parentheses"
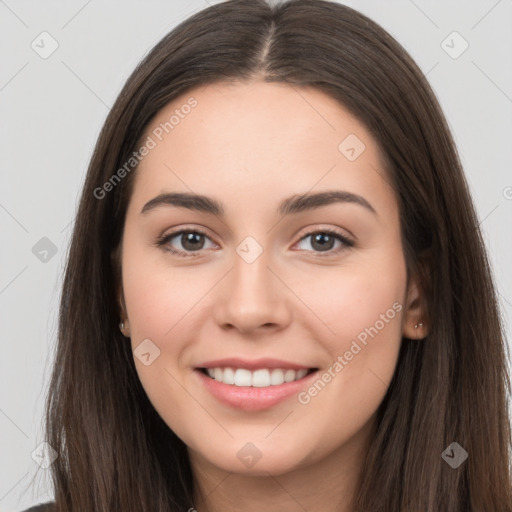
top-left (402, 275), bottom-right (428, 340)
top-left (112, 243), bottom-right (130, 336)
top-left (118, 287), bottom-right (130, 337)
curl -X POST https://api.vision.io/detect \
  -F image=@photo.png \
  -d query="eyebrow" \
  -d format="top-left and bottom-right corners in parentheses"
top-left (140, 190), bottom-right (377, 217)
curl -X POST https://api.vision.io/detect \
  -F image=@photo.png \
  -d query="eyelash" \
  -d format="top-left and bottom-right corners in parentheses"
top-left (154, 226), bottom-right (355, 259)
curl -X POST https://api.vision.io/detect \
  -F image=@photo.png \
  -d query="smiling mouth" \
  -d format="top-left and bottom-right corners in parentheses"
top-left (198, 367), bottom-right (318, 387)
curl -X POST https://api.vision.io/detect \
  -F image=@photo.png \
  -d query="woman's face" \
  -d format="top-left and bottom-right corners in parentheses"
top-left (120, 80), bottom-right (423, 476)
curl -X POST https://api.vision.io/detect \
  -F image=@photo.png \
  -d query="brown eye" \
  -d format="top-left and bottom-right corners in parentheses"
top-left (295, 230), bottom-right (354, 256)
top-left (180, 232), bottom-right (206, 251)
top-left (310, 233), bottom-right (336, 251)
top-left (156, 229), bottom-right (216, 257)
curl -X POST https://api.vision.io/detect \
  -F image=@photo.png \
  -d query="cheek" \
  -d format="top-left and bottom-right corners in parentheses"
top-left (290, 248), bottom-right (405, 421)
top-left (122, 240), bottom-right (212, 340)
top-left (120, 241), bottom-right (201, 384)
top-left (121, 249), bottom-right (209, 429)
top-left (288, 246), bottom-right (406, 352)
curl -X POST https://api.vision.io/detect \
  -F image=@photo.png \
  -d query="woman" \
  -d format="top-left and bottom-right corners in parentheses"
top-left (25, 0), bottom-right (512, 510)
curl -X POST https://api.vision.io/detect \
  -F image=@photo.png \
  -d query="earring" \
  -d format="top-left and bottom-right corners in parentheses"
top-left (119, 321), bottom-right (130, 337)
top-left (414, 322), bottom-right (423, 329)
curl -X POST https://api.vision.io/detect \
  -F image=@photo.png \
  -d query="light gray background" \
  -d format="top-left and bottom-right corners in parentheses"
top-left (1, 1), bottom-right (511, 510)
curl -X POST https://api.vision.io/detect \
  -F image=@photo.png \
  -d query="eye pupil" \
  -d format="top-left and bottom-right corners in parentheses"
top-left (312, 233), bottom-right (335, 251)
top-left (182, 232), bottom-right (204, 251)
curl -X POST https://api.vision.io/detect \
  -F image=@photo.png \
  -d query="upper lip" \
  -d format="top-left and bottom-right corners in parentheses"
top-left (196, 358), bottom-right (316, 371)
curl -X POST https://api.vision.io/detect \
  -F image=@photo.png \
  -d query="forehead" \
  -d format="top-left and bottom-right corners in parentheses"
top-left (129, 80), bottom-right (395, 218)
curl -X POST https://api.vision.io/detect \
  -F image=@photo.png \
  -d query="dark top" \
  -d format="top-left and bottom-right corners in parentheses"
top-left (22, 503), bottom-right (56, 511)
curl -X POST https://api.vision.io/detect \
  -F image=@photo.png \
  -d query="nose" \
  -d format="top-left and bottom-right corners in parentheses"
top-left (212, 250), bottom-right (292, 335)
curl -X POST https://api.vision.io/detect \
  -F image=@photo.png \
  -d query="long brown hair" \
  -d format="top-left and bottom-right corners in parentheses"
top-left (42, 0), bottom-right (512, 510)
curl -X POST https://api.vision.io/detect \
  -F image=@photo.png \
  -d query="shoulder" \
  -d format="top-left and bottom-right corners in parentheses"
top-left (21, 502), bottom-right (56, 511)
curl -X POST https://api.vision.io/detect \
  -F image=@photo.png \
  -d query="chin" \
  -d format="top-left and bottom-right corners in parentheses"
top-left (191, 439), bottom-right (313, 476)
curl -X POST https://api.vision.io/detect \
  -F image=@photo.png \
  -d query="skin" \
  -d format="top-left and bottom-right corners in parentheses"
top-left (118, 80), bottom-right (428, 512)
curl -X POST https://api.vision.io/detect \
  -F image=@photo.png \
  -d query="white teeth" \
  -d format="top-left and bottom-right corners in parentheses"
top-left (270, 369), bottom-right (285, 385)
top-left (296, 369), bottom-right (308, 379)
top-left (234, 369), bottom-right (252, 386)
top-left (203, 367), bottom-right (312, 387)
top-left (284, 369), bottom-right (296, 383)
top-left (252, 369), bottom-right (270, 387)
top-left (223, 367), bottom-right (235, 385)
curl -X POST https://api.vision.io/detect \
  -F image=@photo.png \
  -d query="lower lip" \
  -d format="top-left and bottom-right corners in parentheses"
top-left (195, 369), bottom-right (318, 411)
